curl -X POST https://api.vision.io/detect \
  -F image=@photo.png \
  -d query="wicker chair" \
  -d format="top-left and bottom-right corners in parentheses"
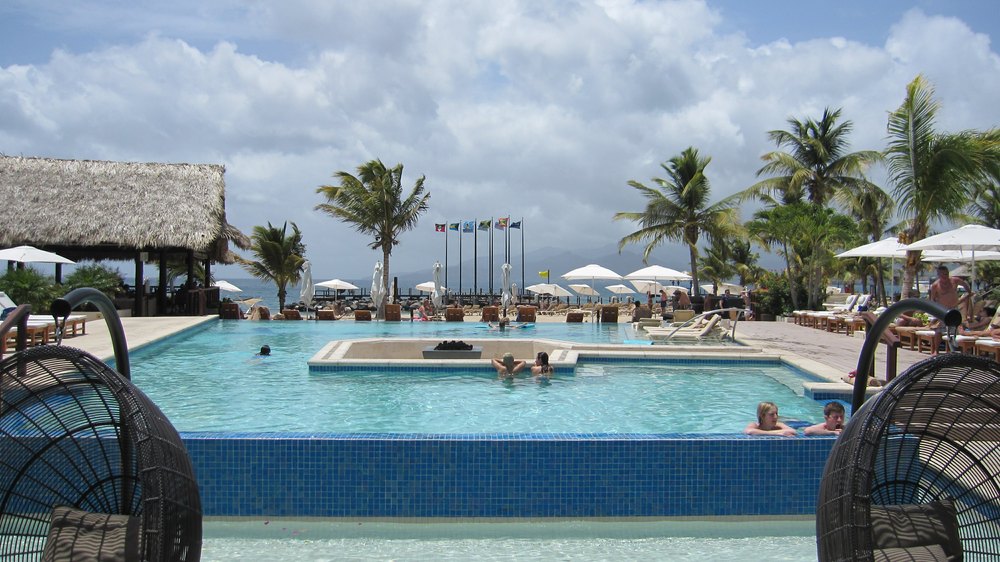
top-left (817, 298), bottom-right (999, 561)
top-left (0, 289), bottom-right (202, 561)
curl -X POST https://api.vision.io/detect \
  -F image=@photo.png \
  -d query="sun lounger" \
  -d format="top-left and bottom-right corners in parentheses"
top-left (280, 309), bottom-right (303, 320)
top-left (566, 312), bottom-right (584, 323)
top-left (516, 306), bottom-right (536, 323)
top-left (646, 314), bottom-right (723, 340)
top-left (383, 304), bottom-right (402, 322)
top-left (354, 310), bottom-right (372, 321)
top-left (445, 308), bottom-right (464, 322)
top-left (481, 306), bottom-right (500, 322)
top-left (317, 309), bottom-right (338, 321)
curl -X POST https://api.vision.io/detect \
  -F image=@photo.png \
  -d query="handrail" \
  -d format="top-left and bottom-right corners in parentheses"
top-left (663, 307), bottom-right (748, 339)
top-left (850, 298), bottom-right (961, 413)
top-left (51, 288), bottom-right (130, 380)
top-left (0, 304), bottom-right (32, 378)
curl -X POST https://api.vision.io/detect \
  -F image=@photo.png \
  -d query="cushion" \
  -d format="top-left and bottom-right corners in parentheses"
top-left (41, 506), bottom-right (140, 562)
top-left (870, 499), bottom-right (962, 561)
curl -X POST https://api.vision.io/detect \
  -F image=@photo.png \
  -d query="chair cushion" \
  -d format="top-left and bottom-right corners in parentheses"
top-left (870, 499), bottom-right (961, 561)
top-left (41, 506), bottom-right (140, 562)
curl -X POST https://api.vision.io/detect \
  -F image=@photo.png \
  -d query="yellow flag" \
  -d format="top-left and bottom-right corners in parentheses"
top-left (539, 271), bottom-right (549, 278)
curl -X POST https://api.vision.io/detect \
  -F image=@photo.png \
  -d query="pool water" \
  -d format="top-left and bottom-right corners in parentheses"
top-left (128, 321), bottom-right (824, 434)
top-left (201, 520), bottom-right (817, 561)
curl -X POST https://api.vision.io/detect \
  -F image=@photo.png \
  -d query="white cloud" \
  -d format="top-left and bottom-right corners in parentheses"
top-left (1, 1), bottom-right (999, 281)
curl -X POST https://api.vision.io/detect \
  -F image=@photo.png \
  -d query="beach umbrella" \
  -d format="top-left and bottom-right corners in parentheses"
top-left (316, 279), bottom-right (359, 291)
top-left (501, 263), bottom-right (512, 316)
top-left (606, 284), bottom-right (635, 295)
top-left (299, 260), bottom-right (314, 309)
top-left (629, 279), bottom-right (666, 295)
top-left (562, 264), bottom-right (622, 300)
top-left (568, 284), bottom-right (600, 296)
top-left (235, 297), bottom-right (261, 310)
top-left (212, 280), bottom-right (242, 293)
top-left (700, 282), bottom-right (742, 295)
top-left (0, 245), bottom-right (74, 265)
top-left (525, 283), bottom-right (573, 298)
top-left (371, 261), bottom-right (386, 318)
top-left (906, 224), bottom-right (1000, 286)
top-left (432, 261), bottom-right (444, 310)
top-left (415, 281), bottom-right (445, 293)
top-left (662, 285), bottom-right (689, 293)
top-left (625, 265), bottom-right (691, 282)
top-left (836, 237), bottom-right (910, 303)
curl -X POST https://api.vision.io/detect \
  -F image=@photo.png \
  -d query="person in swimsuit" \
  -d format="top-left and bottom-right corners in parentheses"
top-left (745, 401), bottom-right (797, 436)
top-left (804, 402), bottom-right (846, 436)
top-left (492, 352), bottom-right (526, 380)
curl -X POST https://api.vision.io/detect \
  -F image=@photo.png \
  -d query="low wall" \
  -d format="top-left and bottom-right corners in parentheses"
top-left (185, 433), bottom-right (834, 518)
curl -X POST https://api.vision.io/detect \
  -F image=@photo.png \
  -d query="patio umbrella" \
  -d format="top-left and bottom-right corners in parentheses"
top-left (299, 260), bottom-right (314, 310)
top-left (562, 264), bottom-right (622, 299)
top-left (625, 265), bottom-right (691, 282)
top-left (432, 262), bottom-right (444, 310)
top-left (525, 283), bottom-right (573, 298)
top-left (371, 261), bottom-right (386, 318)
top-left (569, 284), bottom-right (600, 297)
top-left (0, 245), bottom-right (74, 264)
top-left (906, 224), bottom-right (1000, 287)
top-left (836, 237), bottom-right (909, 303)
top-left (501, 263), bottom-right (512, 316)
top-left (316, 279), bottom-right (359, 291)
top-left (416, 281), bottom-right (445, 293)
top-left (606, 284), bottom-right (635, 295)
top-left (629, 279), bottom-right (665, 295)
top-left (212, 280), bottom-right (242, 293)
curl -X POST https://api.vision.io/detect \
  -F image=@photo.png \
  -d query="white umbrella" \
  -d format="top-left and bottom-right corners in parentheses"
top-left (299, 260), bottom-right (314, 309)
top-left (906, 224), bottom-right (1000, 286)
top-left (630, 279), bottom-right (665, 294)
top-left (0, 245), bottom-right (74, 264)
top-left (432, 261), bottom-right (444, 310)
top-left (606, 284), bottom-right (636, 294)
top-left (212, 280), bottom-right (242, 293)
top-left (835, 238), bottom-right (908, 259)
top-left (562, 264), bottom-right (622, 299)
top-left (525, 283), bottom-right (573, 298)
top-left (371, 261), bottom-right (386, 318)
top-left (501, 263), bottom-right (513, 315)
top-left (662, 285), bottom-right (689, 293)
top-left (922, 250), bottom-right (1000, 262)
top-left (569, 284), bottom-right (600, 296)
top-left (416, 281), bottom-right (446, 293)
top-left (625, 265), bottom-right (691, 282)
top-left (316, 279), bottom-right (359, 291)
top-left (700, 282), bottom-right (742, 295)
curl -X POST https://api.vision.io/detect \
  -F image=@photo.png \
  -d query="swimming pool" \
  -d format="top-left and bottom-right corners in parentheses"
top-left (201, 519), bottom-right (818, 561)
top-left (128, 321), bottom-right (821, 433)
top-left (124, 319), bottom-right (836, 519)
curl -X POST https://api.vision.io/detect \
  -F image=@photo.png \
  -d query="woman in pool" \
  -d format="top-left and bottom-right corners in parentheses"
top-left (745, 401), bottom-right (797, 436)
top-left (531, 351), bottom-right (554, 380)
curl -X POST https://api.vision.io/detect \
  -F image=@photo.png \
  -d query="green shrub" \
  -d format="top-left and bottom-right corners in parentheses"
top-left (0, 268), bottom-right (63, 314)
top-left (64, 263), bottom-right (125, 299)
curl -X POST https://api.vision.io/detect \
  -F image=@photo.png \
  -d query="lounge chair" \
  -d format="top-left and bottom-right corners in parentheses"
top-left (566, 312), bottom-right (584, 323)
top-left (280, 309), bottom-right (303, 320)
top-left (445, 308), bottom-right (464, 322)
top-left (516, 306), bottom-right (537, 323)
top-left (317, 309), bottom-right (338, 321)
top-left (646, 314), bottom-right (723, 340)
top-left (599, 305), bottom-right (618, 323)
top-left (354, 310), bottom-right (372, 321)
top-left (481, 306), bottom-right (500, 322)
top-left (384, 304), bottom-right (402, 322)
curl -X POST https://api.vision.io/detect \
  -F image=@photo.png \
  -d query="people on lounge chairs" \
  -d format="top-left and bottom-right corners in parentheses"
top-left (492, 352), bottom-right (526, 380)
top-left (414, 301), bottom-right (430, 321)
top-left (744, 401), bottom-right (797, 437)
top-left (804, 402), bottom-right (846, 436)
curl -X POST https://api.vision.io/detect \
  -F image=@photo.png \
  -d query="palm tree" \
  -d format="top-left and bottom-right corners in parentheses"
top-left (886, 75), bottom-right (1000, 297)
top-left (316, 159), bottom-right (429, 316)
top-left (835, 181), bottom-right (896, 305)
top-left (239, 222), bottom-right (306, 311)
top-left (615, 147), bottom-right (741, 295)
top-left (741, 108), bottom-right (882, 207)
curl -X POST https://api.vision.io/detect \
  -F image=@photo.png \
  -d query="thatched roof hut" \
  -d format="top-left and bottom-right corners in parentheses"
top-left (0, 155), bottom-right (247, 262)
top-left (0, 155), bottom-right (249, 315)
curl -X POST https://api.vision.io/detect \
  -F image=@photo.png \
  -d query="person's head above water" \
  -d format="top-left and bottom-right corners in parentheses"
top-left (502, 352), bottom-right (515, 372)
top-left (259, 345), bottom-right (271, 356)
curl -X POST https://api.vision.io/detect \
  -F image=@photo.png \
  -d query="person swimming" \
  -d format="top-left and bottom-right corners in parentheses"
top-left (491, 352), bottom-right (526, 380)
top-left (531, 351), bottom-right (554, 382)
top-left (257, 345), bottom-right (271, 356)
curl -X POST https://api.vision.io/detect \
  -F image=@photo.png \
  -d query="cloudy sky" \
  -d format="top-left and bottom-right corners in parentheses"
top-left (2, 0), bottom-right (999, 282)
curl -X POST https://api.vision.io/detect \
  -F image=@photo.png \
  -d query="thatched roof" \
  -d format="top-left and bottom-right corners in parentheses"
top-left (0, 156), bottom-right (248, 262)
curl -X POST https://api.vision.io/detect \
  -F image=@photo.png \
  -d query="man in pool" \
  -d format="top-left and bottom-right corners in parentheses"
top-left (256, 345), bottom-right (271, 357)
top-left (492, 352), bottom-right (526, 380)
top-left (744, 401), bottom-right (797, 436)
top-left (804, 402), bottom-right (846, 436)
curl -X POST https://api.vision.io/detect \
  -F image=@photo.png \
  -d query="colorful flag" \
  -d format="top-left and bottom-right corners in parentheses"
top-left (462, 221), bottom-right (475, 233)
top-left (478, 219), bottom-right (491, 231)
top-left (539, 271), bottom-right (549, 279)
top-left (449, 223), bottom-right (460, 231)
top-left (495, 217), bottom-right (508, 229)
top-left (509, 220), bottom-right (521, 229)
top-left (435, 224), bottom-right (445, 232)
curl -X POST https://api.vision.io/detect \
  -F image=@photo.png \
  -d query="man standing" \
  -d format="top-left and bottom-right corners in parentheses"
top-left (929, 265), bottom-right (971, 310)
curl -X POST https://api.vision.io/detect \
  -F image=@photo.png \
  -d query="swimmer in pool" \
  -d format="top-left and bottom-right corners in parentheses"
top-left (804, 402), bottom-right (846, 436)
top-left (531, 351), bottom-right (554, 382)
top-left (744, 401), bottom-right (797, 436)
top-left (492, 352), bottom-right (526, 380)
top-left (256, 345), bottom-right (271, 357)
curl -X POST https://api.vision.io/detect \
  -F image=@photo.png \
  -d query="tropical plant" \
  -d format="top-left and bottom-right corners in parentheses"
top-left (741, 107), bottom-right (882, 207)
top-left (835, 181), bottom-right (896, 305)
top-left (614, 147), bottom-right (741, 295)
top-left (0, 268), bottom-right (63, 314)
top-left (885, 75), bottom-right (1000, 297)
top-left (728, 239), bottom-right (764, 287)
top-left (63, 263), bottom-right (125, 300)
top-left (239, 222), bottom-right (306, 311)
top-left (697, 239), bottom-right (738, 294)
top-left (316, 159), bottom-right (429, 315)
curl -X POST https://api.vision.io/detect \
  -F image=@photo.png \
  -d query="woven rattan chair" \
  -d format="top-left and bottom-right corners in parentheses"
top-left (0, 288), bottom-right (202, 561)
top-left (817, 298), bottom-right (1000, 561)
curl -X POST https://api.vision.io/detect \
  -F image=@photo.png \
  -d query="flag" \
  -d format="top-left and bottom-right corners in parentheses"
top-left (495, 217), bottom-right (508, 229)
top-left (509, 220), bottom-right (521, 229)
top-left (462, 221), bottom-right (474, 233)
top-left (478, 219), bottom-right (491, 231)
top-left (539, 271), bottom-right (549, 279)
top-left (435, 224), bottom-right (445, 232)
top-left (449, 223), bottom-right (460, 231)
